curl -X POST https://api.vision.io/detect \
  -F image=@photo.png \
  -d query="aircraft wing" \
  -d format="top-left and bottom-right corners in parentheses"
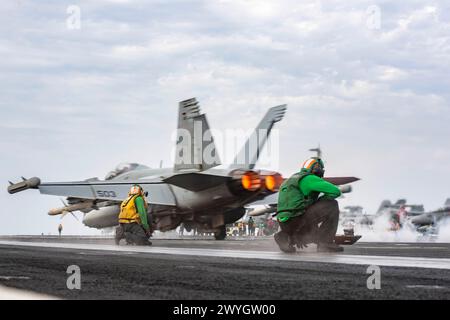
top-left (9, 178), bottom-right (176, 206)
top-left (323, 177), bottom-right (359, 185)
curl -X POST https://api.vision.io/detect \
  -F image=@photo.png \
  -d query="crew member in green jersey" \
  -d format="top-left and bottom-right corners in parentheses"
top-left (275, 157), bottom-right (342, 253)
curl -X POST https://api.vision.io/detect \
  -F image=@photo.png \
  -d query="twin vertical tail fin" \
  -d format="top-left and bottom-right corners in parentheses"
top-left (173, 99), bottom-right (287, 172)
top-left (376, 200), bottom-right (392, 214)
top-left (174, 98), bottom-right (221, 172)
top-left (230, 104), bottom-right (287, 170)
top-left (445, 198), bottom-right (450, 208)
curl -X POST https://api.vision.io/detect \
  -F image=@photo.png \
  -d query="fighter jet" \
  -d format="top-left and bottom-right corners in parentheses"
top-left (409, 198), bottom-right (450, 228)
top-left (7, 98), bottom-right (358, 240)
top-left (376, 198), bottom-right (450, 233)
top-left (376, 199), bottom-right (425, 217)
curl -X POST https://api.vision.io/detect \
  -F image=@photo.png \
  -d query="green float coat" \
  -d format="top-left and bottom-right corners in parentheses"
top-left (277, 170), bottom-right (341, 223)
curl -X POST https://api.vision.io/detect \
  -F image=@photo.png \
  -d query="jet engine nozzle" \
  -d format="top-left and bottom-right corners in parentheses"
top-left (7, 177), bottom-right (41, 194)
top-left (260, 172), bottom-right (284, 192)
top-left (228, 169), bottom-right (262, 194)
top-left (241, 171), bottom-right (261, 191)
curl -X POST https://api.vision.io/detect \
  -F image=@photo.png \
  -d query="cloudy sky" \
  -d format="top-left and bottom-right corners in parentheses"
top-left (1, 0), bottom-right (449, 235)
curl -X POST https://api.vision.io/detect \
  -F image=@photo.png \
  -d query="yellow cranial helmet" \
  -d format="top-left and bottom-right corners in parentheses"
top-left (129, 185), bottom-right (143, 195)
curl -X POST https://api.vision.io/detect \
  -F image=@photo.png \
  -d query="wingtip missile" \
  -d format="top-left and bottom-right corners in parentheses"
top-left (7, 177), bottom-right (41, 194)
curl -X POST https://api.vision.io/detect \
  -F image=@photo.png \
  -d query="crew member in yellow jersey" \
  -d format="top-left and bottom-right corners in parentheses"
top-left (116, 185), bottom-right (152, 246)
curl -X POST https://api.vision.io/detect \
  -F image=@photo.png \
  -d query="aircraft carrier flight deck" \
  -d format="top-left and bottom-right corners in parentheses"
top-left (0, 236), bottom-right (449, 300)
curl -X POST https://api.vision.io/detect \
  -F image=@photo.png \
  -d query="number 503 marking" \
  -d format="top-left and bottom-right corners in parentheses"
top-left (96, 190), bottom-right (117, 198)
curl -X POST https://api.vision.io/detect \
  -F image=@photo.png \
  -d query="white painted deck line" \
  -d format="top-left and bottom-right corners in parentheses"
top-left (0, 284), bottom-right (58, 300)
top-left (1, 240), bottom-right (450, 270)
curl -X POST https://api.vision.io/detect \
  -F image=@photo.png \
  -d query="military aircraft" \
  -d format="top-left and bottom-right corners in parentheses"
top-left (409, 198), bottom-right (450, 228)
top-left (7, 98), bottom-right (358, 240)
top-left (376, 199), bottom-right (425, 217)
top-left (376, 198), bottom-right (450, 234)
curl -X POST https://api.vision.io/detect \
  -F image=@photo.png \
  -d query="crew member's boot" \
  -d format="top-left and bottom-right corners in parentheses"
top-left (274, 232), bottom-right (296, 253)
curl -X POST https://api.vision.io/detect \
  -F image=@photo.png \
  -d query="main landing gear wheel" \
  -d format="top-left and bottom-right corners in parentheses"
top-left (214, 225), bottom-right (227, 240)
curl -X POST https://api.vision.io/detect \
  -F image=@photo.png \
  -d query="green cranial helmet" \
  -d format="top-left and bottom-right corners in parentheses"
top-left (301, 157), bottom-right (325, 177)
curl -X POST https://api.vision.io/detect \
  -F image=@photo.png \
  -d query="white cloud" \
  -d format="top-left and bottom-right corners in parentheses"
top-left (376, 66), bottom-right (408, 81)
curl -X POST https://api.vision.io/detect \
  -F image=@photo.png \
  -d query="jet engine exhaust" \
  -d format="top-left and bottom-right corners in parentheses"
top-left (260, 172), bottom-right (283, 192)
top-left (228, 169), bottom-right (262, 194)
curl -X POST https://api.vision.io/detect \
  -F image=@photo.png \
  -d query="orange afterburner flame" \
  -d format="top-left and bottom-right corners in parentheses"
top-left (241, 171), bottom-right (261, 191)
top-left (264, 173), bottom-right (283, 192)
